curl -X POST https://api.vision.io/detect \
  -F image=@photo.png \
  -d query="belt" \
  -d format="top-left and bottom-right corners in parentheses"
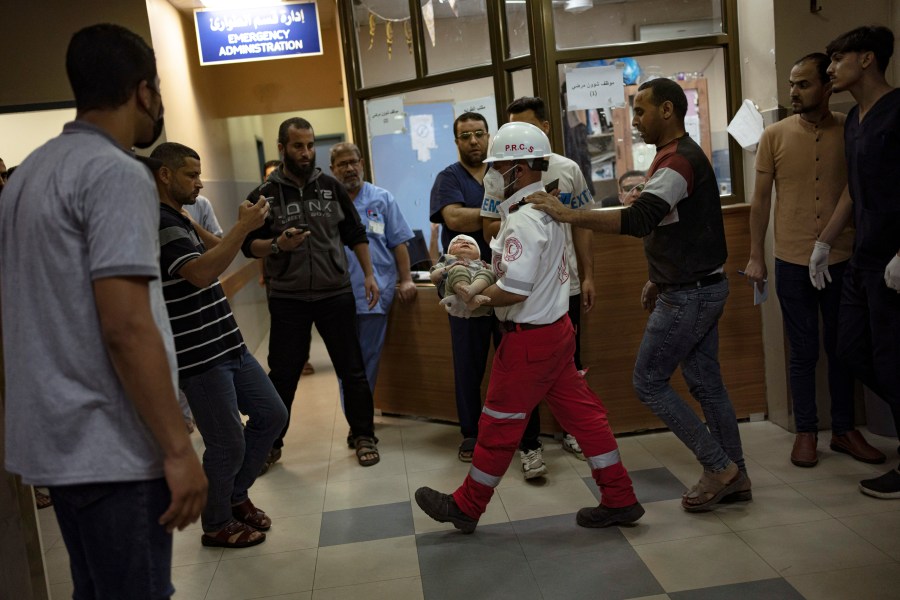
top-left (498, 316), bottom-right (563, 333)
top-left (656, 273), bottom-right (725, 294)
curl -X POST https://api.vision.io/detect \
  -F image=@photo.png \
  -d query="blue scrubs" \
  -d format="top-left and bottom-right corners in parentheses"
top-left (344, 182), bottom-right (414, 396)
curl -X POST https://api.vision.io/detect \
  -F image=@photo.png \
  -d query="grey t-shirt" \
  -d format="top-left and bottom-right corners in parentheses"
top-left (0, 121), bottom-right (178, 486)
top-left (186, 195), bottom-right (223, 237)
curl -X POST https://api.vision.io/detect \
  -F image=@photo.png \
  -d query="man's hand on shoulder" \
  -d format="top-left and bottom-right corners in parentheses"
top-left (526, 190), bottom-right (570, 222)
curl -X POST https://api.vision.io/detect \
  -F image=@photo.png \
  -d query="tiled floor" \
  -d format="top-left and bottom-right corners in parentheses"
top-left (39, 335), bottom-right (900, 599)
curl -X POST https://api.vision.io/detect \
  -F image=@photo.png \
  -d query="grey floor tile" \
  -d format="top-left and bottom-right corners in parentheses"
top-left (420, 562), bottom-right (543, 600)
top-left (667, 577), bottom-right (804, 600)
top-left (319, 501), bottom-right (414, 547)
top-left (530, 547), bottom-right (664, 600)
top-left (416, 522), bottom-right (527, 574)
top-left (583, 467), bottom-right (687, 504)
top-left (512, 513), bottom-right (636, 561)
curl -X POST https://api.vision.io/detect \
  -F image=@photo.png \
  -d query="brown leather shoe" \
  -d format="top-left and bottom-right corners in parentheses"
top-left (791, 432), bottom-right (819, 467)
top-left (830, 430), bottom-right (886, 464)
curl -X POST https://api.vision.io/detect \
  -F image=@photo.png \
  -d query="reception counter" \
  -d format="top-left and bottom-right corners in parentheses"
top-left (374, 204), bottom-right (766, 435)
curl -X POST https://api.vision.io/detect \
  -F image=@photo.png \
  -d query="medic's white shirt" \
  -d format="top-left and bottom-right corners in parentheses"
top-left (481, 153), bottom-right (593, 296)
top-left (490, 180), bottom-right (570, 325)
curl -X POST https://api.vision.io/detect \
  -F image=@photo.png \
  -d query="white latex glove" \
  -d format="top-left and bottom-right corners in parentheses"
top-left (440, 294), bottom-right (472, 319)
top-left (885, 254), bottom-right (900, 292)
top-left (809, 241), bottom-right (832, 290)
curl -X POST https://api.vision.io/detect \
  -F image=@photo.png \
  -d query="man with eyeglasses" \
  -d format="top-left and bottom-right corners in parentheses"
top-left (331, 142), bottom-right (417, 405)
top-left (429, 111), bottom-right (501, 462)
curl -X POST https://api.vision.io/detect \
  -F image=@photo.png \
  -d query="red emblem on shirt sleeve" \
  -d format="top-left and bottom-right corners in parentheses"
top-left (504, 237), bottom-right (523, 262)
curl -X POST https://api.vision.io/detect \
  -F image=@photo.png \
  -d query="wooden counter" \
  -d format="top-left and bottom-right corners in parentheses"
top-left (374, 204), bottom-right (766, 434)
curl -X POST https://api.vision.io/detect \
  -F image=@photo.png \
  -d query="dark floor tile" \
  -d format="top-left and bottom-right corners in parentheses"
top-left (318, 501), bottom-right (414, 547)
top-left (668, 578), bottom-right (805, 600)
top-left (583, 467), bottom-right (687, 504)
top-left (531, 547), bottom-right (664, 600)
top-left (511, 513), bottom-right (634, 561)
top-left (421, 561), bottom-right (543, 600)
top-left (416, 522), bottom-right (526, 574)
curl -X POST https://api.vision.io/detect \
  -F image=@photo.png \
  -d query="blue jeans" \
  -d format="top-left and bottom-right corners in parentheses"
top-left (775, 259), bottom-right (854, 434)
top-left (633, 279), bottom-right (745, 473)
top-left (181, 346), bottom-right (287, 532)
top-left (49, 478), bottom-right (173, 600)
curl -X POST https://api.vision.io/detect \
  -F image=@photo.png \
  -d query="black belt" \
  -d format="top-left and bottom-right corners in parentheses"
top-left (657, 273), bottom-right (725, 294)
top-left (498, 316), bottom-right (563, 333)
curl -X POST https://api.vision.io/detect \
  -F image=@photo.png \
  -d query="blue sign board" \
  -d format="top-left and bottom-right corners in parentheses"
top-left (193, 2), bottom-right (322, 66)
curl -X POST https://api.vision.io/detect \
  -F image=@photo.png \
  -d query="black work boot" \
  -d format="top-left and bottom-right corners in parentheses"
top-left (414, 487), bottom-right (478, 534)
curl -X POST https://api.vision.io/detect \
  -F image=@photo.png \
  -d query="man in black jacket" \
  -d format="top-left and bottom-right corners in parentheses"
top-left (241, 117), bottom-right (381, 467)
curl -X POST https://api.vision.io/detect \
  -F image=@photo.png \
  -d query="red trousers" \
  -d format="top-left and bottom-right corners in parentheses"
top-left (453, 316), bottom-right (637, 518)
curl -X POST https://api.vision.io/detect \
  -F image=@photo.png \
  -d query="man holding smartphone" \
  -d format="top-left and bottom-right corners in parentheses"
top-left (241, 117), bottom-right (382, 467)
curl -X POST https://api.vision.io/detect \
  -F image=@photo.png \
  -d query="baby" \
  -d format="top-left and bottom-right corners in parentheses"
top-left (430, 234), bottom-right (495, 317)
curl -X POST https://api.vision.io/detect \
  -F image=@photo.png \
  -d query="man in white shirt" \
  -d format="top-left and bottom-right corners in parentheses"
top-left (482, 96), bottom-right (595, 476)
top-left (415, 122), bottom-right (642, 534)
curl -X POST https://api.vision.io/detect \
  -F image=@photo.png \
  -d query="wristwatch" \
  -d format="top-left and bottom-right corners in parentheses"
top-left (270, 237), bottom-right (281, 255)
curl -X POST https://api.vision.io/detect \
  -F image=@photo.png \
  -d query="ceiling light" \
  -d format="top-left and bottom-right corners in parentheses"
top-left (565, 0), bottom-right (593, 12)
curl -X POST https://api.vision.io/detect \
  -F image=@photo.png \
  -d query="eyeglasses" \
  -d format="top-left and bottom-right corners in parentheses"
top-left (621, 182), bottom-right (645, 193)
top-left (334, 159), bottom-right (361, 169)
top-left (456, 130), bottom-right (487, 140)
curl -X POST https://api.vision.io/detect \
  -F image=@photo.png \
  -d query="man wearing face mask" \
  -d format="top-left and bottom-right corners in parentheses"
top-left (0, 24), bottom-right (205, 598)
top-left (429, 112), bottom-right (501, 463)
top-left (416, 122), bottom-right (643, 533)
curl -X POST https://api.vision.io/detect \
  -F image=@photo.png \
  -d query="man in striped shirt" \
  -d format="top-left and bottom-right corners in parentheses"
top-left (150, 142), bottom-right (288, 549)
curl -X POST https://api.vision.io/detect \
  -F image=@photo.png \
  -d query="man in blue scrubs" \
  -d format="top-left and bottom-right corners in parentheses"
top-left (332, 142), bottom-right (417, 399)
top-left (826, 26), bottom-right (900, 499)
top-left (429, 112), bottom-right (501, 462)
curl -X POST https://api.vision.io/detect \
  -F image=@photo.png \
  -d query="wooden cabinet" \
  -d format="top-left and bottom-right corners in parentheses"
top-left (612, 78), bottom-right (712, 177)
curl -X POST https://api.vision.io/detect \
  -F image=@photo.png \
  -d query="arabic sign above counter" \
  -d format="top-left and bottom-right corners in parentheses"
top-left (193, 2), bottom-right (322, 66)
top-left (566, 64), bottom-right (625, 114)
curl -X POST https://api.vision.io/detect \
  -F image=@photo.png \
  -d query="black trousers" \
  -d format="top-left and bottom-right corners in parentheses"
top-left (267, 293), bottom-right (374, 447)
top-left (520, 293), bottom-right (583, 451)
top-left (836, 264), bottom-right (900, 438)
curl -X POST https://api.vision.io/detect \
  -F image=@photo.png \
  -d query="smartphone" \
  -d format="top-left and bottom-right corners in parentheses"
top-left (295, 223), bottom-right (310, 234)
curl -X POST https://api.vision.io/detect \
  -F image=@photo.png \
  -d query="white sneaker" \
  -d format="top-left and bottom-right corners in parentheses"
top-left (520, 447), bottom-right (548, 479)
top-left (562, 434), bottom-right (586, 461)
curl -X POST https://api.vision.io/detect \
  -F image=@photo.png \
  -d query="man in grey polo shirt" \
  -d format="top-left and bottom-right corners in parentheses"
top-left (0, 24), bottom-right (206, 599)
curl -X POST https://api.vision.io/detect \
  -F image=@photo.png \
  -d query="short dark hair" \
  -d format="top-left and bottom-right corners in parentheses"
top-left (826, 26), bottom-right (894, 74)
top-left (637, 78), bottom-right (688, 121)
top-left (618, 169), bottom-right (646, 186)
top-left (506, 96), bottom-right (548, 121)
top-left (330, 142), bottom-right (362, 164)
top-left (263, 159), bottom-right (282, 170)
top-left (150, 142), bottom-right (200, 172)
top-left (278, 117), bottom-right (314, 146)
top-left (453, 112), bottom-right (488, 138)
top-left (66, 24), bottom-right (157, 112)
top-left (794, 52), bottom-right (831, 85)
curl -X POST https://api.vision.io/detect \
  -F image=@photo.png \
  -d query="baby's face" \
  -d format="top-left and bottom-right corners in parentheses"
top-left (449, 238), bottom-right (480, 260)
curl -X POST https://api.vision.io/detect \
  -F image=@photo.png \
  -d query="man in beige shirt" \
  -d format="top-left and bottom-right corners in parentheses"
top-left (745, 52), bottom-right (884, 468)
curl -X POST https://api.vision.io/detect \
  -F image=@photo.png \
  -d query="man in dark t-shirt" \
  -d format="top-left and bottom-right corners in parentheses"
top-left (826, 26), bottom-right (900, 499)
top-left (151, 142), bottom-right (287, 549)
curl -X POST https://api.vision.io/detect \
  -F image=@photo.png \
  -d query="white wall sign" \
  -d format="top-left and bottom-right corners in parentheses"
top-left (453, 96), bottom-right (498, 136)
top-left (566, 65), bottom-right (625, 114)
top-left (367, 96), bottom-right (406, 137)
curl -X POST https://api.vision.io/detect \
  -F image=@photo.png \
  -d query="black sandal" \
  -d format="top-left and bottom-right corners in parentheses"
top-left (353, 436), bottom-right (380, 467)
top-left (201, 519), bottom-right (266, 548)
top-left (458, 438), bottom-right (476, 463)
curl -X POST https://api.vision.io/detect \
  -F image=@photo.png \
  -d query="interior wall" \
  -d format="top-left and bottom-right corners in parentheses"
top-left (773, 0), bottom-right (894, 111)
top-left (0, 0), bottom-right (152, 108)
top-left (0, 109), bottom-right (75, 166)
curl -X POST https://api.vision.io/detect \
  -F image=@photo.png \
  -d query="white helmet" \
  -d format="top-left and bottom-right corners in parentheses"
top-left (483, 121), bottom-right (552, 163)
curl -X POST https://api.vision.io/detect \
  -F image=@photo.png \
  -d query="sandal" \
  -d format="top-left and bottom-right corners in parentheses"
top-left (353, 436), bottom-right (380, 467)
top-left (458, 438), bottom-right (476, 463)
top-left (720, 473), bottom-right (753, 504)
top-left (201, 519), bottom-right (266, 548)
top-left (682, 467), bottom-right (747, 513)
top-left (232, 498), bottom-right (271, 531)
top-left (34, 489), bottom-right (53, 510)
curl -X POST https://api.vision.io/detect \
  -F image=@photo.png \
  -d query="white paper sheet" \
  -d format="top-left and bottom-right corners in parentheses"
top-left (409, 113), bottom-right (437, 162)
top-left (566, 65), bottom-right (625, 114)
top-left (453, 96), bottom-right (498, 136)
top-left (367, 96), bottom-right (405, 137)
top-left (727, 99), bottom-right (765, 151)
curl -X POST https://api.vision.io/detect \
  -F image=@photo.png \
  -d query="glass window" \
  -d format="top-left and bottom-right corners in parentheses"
top-left (422, 0), bottom-right (491, 75)
top-left (553, 0), bottom-right (723, 50)
top-left (364, 78), bottom-right (495, 237)
top-left (558, 48), bottom-right (731, 200)
top-left (512, 68), bottom-right (534, 99)
top-left (505, 1), bottom-right (530, 58)
top-left (353, 2), bottom-right (415, 87)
